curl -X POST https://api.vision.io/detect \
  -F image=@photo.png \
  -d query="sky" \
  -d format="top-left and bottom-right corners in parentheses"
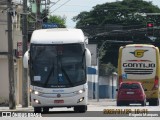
top-left (49, 0), bottom-right (160, 28)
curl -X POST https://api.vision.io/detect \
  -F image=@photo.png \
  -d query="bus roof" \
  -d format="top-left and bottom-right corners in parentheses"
top-left (30, 28), bottom-right (85, 44)
top-left (125, 44), bottom-right (155, 48)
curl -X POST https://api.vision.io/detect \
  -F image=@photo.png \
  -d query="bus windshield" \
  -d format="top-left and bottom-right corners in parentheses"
top-left (30, 43), bottom-right (86, 88)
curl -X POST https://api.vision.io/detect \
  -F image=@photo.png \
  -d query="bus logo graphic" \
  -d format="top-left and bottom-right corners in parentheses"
top-left (57, 94), bottom-right (61, 98)
top-left (130, 50), bottom-right (148, 58)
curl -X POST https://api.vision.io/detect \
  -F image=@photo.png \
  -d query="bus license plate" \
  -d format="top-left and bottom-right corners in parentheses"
top-left (127, 92), bottom-right (134, 94)
top-left (54, 100), bottom-right (64, 103)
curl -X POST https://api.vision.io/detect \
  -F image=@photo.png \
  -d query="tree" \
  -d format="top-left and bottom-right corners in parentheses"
top-left (73, 0), bottom-right (160, 28)
top-left (41, 9), bottom-right (49, 22)
top-left (99, 63), bottom-right (117, 76)
top-left (41, 8), bottom-right (66, 27)
top-left (73, 0), bottom-right (160, 67)
top-left (27, 9), bottom-right (67, 28)
top-left (48, 15), bottom-right (66, 28)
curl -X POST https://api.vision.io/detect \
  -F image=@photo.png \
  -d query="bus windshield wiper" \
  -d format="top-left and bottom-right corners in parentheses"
top-left (44, 64), bottom-right (54, 87)
top-left (81, 49), bottom-right (86, 69)
top-left (61, 67), bottom-right (74, 87)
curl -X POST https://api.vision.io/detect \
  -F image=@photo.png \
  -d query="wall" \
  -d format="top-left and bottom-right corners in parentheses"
top-left (0, 11), bottom-right (9, 103)
top-left (99, 75), bottom-right (117, 99)
top-left (0, 58), bottom-right (9, 99)
top-left (88, 66), bottom-right (98, 99)
top-left (0, 8), bottom-right (23, 105)
top-left (88, 73), bottom-right (117, 99)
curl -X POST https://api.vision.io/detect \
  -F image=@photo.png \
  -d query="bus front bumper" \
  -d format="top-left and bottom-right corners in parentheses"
top-left (30, 92), bottom-right (87, 107)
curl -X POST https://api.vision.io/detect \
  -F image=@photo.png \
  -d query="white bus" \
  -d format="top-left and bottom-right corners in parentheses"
top-left (23, 28), bottom-right (91, 113)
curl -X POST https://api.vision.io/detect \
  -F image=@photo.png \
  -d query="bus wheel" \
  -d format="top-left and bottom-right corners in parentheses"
top-left (34, 107), bottom-right (42, 113)
top-left (74, 105), bottom-right (87, 113)
top-left (149, 99), bottom-right (159, 106)
top-left (43, 107), bottom-right (49, 113)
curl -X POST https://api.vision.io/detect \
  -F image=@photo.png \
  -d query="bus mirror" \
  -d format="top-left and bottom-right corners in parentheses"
top-left (23, 51), bottom-right (29, 68)
top-left (85, 48), bottom-right (91, 66)
top-left (84, 37), bottom-right (88, 44)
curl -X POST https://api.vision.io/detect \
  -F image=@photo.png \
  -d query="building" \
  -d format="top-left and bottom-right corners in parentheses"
top-left (0, 0), bottom-right (23, 105)
top-left (87, 44), bottom-right (117, 99)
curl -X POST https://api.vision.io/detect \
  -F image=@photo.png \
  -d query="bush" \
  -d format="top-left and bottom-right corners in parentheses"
top-left (0, 97), bottom-right (9, 106)
top-left (99, 62), bottom-right (117, 76)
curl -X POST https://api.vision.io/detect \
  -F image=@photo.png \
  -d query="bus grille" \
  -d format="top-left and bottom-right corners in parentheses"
top-left (124, 68), bottom-right (153, 74)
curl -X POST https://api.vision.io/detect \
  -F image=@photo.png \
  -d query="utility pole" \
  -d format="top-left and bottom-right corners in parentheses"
top-left (22, 0), bottom-right (28, 107)
top-left (7, 0), bottom-right (16, 109)
top-left (36, 0), bottom-right (42, 29)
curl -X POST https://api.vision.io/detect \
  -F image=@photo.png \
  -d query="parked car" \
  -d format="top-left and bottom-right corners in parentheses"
top-left (116, 82), bottom-right (147, 106)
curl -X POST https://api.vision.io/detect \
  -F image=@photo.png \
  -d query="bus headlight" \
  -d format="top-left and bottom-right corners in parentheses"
top-left (30, 90), bottom-right (42, 95)
top-left (74, 89), bottom-right (85, 94)
top-left (34, 91), bottom-right (39, 95)
top-left (77, 97), bottom-right (84, 103)
top-left (78, 89), bottom-right (84, 94)
top-left (34, 99), bottom-right (41, 104)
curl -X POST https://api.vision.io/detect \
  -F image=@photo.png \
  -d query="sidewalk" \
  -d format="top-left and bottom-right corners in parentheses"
top-left (88, 99), bottom-right (116, 107)
top-left (0, 105), bottom-right (33, 112)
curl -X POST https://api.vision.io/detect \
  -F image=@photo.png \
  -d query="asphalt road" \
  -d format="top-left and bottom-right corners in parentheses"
top-left (0, 99), bottom-right (160, 120)
top-left (41, 99), bottom-right (160, 118)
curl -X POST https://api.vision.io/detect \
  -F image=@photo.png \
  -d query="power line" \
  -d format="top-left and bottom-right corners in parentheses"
top-left (52, 4), bottom-right (91, 8)
top-left (50, 0), bottom-right (72, 14)
top-left (48, 0), bottom-right (61, 9)
top-left (40, 0), bottom-right (62, 20)
top-left (50, 10), bottom-right (86, 13)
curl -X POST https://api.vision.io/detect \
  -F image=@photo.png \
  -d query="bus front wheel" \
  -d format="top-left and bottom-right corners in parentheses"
top-left (74, 105), bottom-right (87, 113)
top-left (34, 107), bottom-right (42, 113)
top-left (43, 107), bottom-right (49, 113)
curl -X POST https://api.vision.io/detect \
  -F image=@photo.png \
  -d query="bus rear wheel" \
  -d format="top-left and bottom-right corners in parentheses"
top-left (149, 99), bottom-right (159, 106)
top-left (74, 105), bottom-right (87, 113)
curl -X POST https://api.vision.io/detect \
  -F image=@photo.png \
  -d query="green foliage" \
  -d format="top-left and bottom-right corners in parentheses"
top-left (41, 9), bottom-right (49, 22)
top-left (48, 15), bottom-right (66, 28)
top-left (73, 0), bottom-right (160, 67)
top-left (99, 48), bottom-right (106, 62)
top-left (40, 9), bottom-right (67, 27)
top-left (73, 0), bottom-right (160, 28)
top-left (27, 8), bottom-right (67, 28)
top-left (99, 63), bottom-right (117, 76)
